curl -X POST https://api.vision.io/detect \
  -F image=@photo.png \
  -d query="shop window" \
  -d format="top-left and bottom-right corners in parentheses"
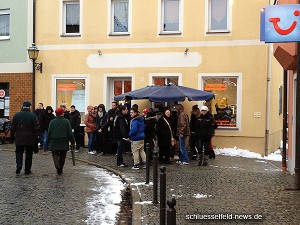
top-left (111, 0), bottom-right (129, 34)
top-left (161, 0), bottom-right (180, 33)
top-left (0, 9), bottom-right (10, 39)
top-left (208, 0), bottom-right (230, 32)
top-left (63, 1), bottom-right (80, 35)
top-left (0, 83), bottom-right (9, 119)
top-left (203, 77), bottom-right (237, 128)
top-left (56, 79), bottom-right (85, 119)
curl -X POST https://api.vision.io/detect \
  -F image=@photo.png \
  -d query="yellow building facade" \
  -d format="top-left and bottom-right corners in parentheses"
top-left (35, 0), bottom-right (283, 155)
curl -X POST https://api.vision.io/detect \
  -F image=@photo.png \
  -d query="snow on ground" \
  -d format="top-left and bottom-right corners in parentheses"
top-left (84, 167), bottom-right (126, 225)
top-left (193, 193), bottom-right (212, 199)
top-left (214, 147), bottom-right (282, 161)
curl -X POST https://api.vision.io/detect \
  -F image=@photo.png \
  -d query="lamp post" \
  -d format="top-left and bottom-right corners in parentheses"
top-left (27, 43), bottom-right (42, 73)
top-left (27, 43), bottom-right (42, 110)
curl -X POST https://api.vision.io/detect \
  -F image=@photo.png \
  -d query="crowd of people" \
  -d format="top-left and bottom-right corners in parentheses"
top-left (10, 100), bottom-right (218, 175)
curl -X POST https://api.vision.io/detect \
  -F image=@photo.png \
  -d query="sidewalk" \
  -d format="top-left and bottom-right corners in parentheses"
top-left (3, 144), bottom-right (300, 225)
top-left (71, 147), bottom-right (300, 225)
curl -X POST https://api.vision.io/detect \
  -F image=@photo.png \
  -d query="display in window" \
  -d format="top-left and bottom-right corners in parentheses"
top-left (214, 97), bottom-right (236, 127)
top-left (203, 77), bottom-right (237, 128)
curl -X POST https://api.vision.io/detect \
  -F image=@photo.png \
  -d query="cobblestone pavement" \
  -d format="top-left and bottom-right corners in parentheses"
top-left (2, 144), bottom-right (300, 225)
top-left (0, 147), bottom-right (126, 225)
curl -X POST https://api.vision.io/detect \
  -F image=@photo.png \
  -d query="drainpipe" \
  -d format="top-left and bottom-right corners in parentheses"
top-left (264, 43), bottom-right (272, 156)
top-left (264, 0), bottom-right (277, 156)
top-left (282, 70), bottom-right (287, 173)
top-left (32, 0), bottom-right (36, 109)
top-left (295, 0), bottom-right (300, 188)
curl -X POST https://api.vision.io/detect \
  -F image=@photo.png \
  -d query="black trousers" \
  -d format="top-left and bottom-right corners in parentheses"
top-left (16, 145), bottom-right (34, 172)
top-left (73, 131), bottom-right (82, 150)
top-left (96, 131), bottom-right (109, 154)
top-left (116, 140), bottom-right (127, 166)
top-left (159, 145), bottom-right (171, 163)
top-left (52, 151), bottom-right (67, 171)
top-left (189, 133), bottom-right (198, 156)
top-left (197, 138), bottom-right (211, 155)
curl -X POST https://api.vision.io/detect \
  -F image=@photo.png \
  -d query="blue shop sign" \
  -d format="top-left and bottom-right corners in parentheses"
top-left (264, 4), bottom-right (300, 43)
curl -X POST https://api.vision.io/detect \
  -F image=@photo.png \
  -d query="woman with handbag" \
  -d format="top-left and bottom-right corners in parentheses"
top-left (156, 108), bottom-right (174, 164)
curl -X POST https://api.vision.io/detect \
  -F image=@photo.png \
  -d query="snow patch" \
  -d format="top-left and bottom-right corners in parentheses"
top-left (193, 193), bottom-right (212, 199)
top-left (134, 201), bottom-right (153, 205)
top-left (214, 147), bottom-right (282, 161)
top-left (84, 168), bottom-right (125, 225)
top-left (131, 182), bottom-right (153, 186)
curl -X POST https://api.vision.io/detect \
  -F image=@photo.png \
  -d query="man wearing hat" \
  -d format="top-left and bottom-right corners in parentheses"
top-left (47, 108), bottom-right (75, 175)
top-left (195, 105), bottom-right (216, 166)
top-left (11, 101), bottom-right (40, 175)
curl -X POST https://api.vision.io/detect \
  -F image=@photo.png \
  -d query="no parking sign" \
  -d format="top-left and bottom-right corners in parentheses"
top-left (0, 89), bottom-right (5, 98)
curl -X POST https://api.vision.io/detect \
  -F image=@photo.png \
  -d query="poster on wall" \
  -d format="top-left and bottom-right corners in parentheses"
top-left (71, 90), bottom-right (85, 113)
top-left (0, 99), bottom-right (4, 109)
top-left (4, 97), bottom-right (10, 117)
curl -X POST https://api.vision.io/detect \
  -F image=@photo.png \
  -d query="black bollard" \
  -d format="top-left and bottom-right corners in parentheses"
top-left (160, 166), bottom-right (167, 225)
top-left (167, 197), bottom-right (176, 225)
top-left (152, 150), bottom-right (158, 204)
top-left (145, 143), bottom-right (151, 184)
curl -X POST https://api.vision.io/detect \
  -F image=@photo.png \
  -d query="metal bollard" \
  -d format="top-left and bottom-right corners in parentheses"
top-left (145, 143), bottom-right (151, 184)
top-left (160, 166), bottom-right (167, 225)
top-left (152, 150), bottom-right (158, 204)
top-left (167, 197), bottom-right (176, 225)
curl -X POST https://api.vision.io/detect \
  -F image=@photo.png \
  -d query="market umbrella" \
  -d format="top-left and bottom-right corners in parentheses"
top-left (114, 85), bottom-right (161, 101)
top-left (114, 83), bottom-right (214, 102)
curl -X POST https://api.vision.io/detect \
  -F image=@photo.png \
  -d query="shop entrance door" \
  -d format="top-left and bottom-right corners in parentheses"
top-left (0, 83), bottom-right (9, 119)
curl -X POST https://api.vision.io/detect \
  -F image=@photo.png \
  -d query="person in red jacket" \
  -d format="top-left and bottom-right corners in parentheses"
top-left (84, 105), bottom-right (96, 154)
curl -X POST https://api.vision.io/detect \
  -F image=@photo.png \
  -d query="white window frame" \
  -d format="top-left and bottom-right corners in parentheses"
top-left (104, 73), bottom-right (135, 107)
top-left (108, 0), bottom-right (131, 36)
top-left (205, 0), bottom-right (232, 35)
top-left (52, 74), bottom-right (89, 115)
top-left (61, 0), bottom-right (82, 37)
top-left (158, 0), bottom-right (183, 35)
top-left (199, 73), bottom-right (242, 130)
top-left (0, 9), bottom-right (10, 40)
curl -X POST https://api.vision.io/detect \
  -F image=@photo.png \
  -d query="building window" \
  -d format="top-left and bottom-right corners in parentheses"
top-left (114, 80), bottom-right (132, 96)
top-left (111, 0), bottom-right (129, 34)
top-left (153, 76), bottom-right (179, 112)
top-left (208, 0), bottom-right (229, 32)
top-left (0, 9), bottom-right (10, 39)
top-left (63, 1), bottom-right (80, 35)
top-left (56, 79), bottom-right (86, 119)
top-left (161, 0), bottom-right (180, 33)
top-left (203, 77), bottom-right (238, 128)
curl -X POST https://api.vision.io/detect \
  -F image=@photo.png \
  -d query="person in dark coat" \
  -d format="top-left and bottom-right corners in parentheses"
top-left (34, 102), bottom-right (45, 149)
top-left (196, 105), bottom-right (216, 166)
top-left (40, 106), bottom-right (55, 152)
top-left (95, 104), bottom-right (109, 155)
top-left (60, 103), bottom-right (70, 120)
top-left (156, 108), bottom-right (173, 164)
top-left (11, 101), bottom-right (40, 175)
top-left (113, 105), bottom-right (129, 167)
top-left (143, 108), bottom-right (157, 157)
top-left (69, 105), bottom-right (81, 152)
top-left (107, 101), bottom-right (118, 153)
top-left (48, 108), bottom-right (75, 175)
top-left (189, 105), bottom-right (200, 160)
